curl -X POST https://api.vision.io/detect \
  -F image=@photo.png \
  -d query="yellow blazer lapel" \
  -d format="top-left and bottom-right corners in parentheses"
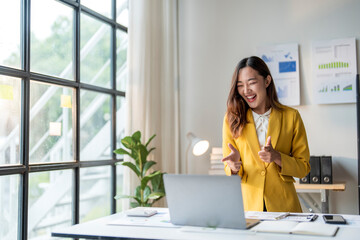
top-left (266, 108), bottom-right (282, 150)
top-left (242, 110), bottom-right (265, 169)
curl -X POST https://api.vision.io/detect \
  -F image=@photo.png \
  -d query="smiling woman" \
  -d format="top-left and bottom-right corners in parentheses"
top-left (222, 56), bottom-right (310, 213)
top-left (237, 66), bottom-right (271, 114)
top-left (226, 56), bottom-right (282, 138)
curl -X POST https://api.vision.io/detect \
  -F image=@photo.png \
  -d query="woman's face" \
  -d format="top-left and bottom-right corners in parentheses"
top-left (237, 66), bottom-right (271, 114)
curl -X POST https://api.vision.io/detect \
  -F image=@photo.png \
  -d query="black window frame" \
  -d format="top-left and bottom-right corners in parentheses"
top-left (0, 0), bottom-right (127, 239)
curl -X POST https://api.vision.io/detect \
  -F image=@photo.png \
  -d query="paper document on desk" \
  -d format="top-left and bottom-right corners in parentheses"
top-left (245, 211), bottom-right (288, 220)
top-left (251, 221), bottom-right (338, 236)
top-left (108, 210), bottom-right (178, 228)
top-left (246, 211), bottom-right (317, 222)
top-left (282, 213), bottom-right (318, 222)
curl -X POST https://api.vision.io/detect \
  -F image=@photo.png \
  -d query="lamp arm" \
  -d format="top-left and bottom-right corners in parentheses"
top-left (185, 140), bottom-right (192, 174)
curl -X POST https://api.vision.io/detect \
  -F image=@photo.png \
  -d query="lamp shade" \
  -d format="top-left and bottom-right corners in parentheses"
top-left (187, 132), bottom-right (209, 156)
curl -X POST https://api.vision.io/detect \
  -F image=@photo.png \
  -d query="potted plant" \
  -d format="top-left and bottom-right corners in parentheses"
top-left (114, 131), bottom-right (165, 208)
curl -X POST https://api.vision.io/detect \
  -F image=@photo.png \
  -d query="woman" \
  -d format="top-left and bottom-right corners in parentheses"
top-left (222, 56), bottom-right (310, 212)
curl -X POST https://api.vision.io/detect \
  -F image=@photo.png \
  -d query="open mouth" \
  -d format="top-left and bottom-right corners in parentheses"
top-left (246, 94), bottom-right (256, 103)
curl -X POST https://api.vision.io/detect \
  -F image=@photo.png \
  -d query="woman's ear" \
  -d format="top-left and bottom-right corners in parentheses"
top-left (265, 75), bottom-right (271, 88)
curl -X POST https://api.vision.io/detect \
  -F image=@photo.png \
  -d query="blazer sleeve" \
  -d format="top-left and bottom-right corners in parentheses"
top-left (279, 110), bottom-right (310, 179)
top-left (222, 115), bottom-right (244, 177)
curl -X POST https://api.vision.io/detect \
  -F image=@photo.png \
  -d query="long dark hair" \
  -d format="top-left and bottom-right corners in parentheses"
top-left (226, 56), bottom-right (282, 138)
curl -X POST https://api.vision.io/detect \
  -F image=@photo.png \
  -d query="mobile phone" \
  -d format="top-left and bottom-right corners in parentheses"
top-left (323, 214), bottom-right (347, 224)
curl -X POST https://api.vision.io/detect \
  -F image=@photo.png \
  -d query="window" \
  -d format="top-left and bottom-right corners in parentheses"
top-left (0, 1), bottom-right (128, 239)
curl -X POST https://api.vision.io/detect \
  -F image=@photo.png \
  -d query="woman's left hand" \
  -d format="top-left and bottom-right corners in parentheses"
top-left (258, 136), bottom-right (282, 167)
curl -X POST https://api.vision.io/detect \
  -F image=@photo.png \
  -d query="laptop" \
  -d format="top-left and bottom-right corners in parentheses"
top-left (163, 174), bottom-right (259, 229)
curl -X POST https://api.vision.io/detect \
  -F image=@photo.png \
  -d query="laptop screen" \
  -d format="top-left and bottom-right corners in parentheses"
top-left (164, 174), bottom-right (248, 229)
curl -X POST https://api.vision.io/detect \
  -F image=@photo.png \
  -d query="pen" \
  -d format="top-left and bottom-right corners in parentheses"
top-left (275, 212), bottom-right (289, 220)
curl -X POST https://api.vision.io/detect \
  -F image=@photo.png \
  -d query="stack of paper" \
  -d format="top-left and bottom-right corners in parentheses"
top-left (208, 147), bottom-right (225, 175)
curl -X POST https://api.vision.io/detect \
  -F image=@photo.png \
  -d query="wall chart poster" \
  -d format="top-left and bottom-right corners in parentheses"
top-left (312, 37), bottom-right (357, 104)
top-left (257, 43), bottom-right (300, 106)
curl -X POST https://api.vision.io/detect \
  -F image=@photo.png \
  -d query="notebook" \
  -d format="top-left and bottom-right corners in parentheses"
top-left (163, 174), bottom-right (259, 229)
top-left (251, 220), bottom-right (339, 236)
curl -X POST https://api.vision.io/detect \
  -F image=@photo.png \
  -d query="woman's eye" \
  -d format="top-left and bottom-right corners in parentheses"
top-left (237, 85), bottom-right (243, 88)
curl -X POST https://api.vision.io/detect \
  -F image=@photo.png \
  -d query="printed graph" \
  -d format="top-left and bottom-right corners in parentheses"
top-left (330, 85), bottom-right (340, 92)
top-left (257, 43), bottom-right (299, 106)
top-left (318, 86), bottom-right (328, 93)
top-left (318, 84), bottom-right (353, 93)
top-left (279, 61), bottom-right (296, 73)
top-left (343, 84), bottom-right (352, 91)
top-left (318, 61), bottom-right (349, 69)
top-left (277, 85), bottom-right (288, 98)
top-left (312, 38), bottom-right (356, 104)
top-left (261, 54), bottom-right (273, 63)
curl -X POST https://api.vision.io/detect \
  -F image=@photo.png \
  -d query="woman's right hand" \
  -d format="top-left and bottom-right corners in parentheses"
top-left (222, 143), bottom-right (241, 174)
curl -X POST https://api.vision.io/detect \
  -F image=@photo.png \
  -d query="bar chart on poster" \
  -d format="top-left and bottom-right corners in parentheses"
top-left (257, 43), bottom-right (300, 106)
top-left (312, 37), bottom-right (357, 104)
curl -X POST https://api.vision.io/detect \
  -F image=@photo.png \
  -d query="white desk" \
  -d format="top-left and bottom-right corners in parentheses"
top-left (52, 208), bottom-right (360, 240)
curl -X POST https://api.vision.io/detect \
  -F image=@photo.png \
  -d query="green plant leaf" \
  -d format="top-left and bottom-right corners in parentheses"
top-left (143, 186), bottom-right (151, 202)
top-left (113, 148), bottom-right (130, 155)
top-left (141, 171), bottom-right (162, 190)
top-left (148, 147), bottom-right (155, 155)
top-left (114, 194), bottom-right (134, 200)
top-left (132, 131), bottom-right (141, 143)
top-left (151, 172), bottom-right (165, 193)
top-left (114, 194), bottom-right (141, 204)
top-left (131, 147), bottom-right (141, 166)
top-left (114, 147), bottom-right (136, 160)
top-left (142, 161), bottom-right (156, 176)
top-left (121, 136), bottom-right (134, 149)
top-left (135, 186), bottom-right (141, 200)
top-left (130, 202), bottom-right (140, 208)
top-left (147, 192), bottom-right (165, 200)
top-left (145, 134), bottom-right (156, 147)
top-left (121, 162), bottom-right (141, 177)
top-left (138, 145), bottom-right (149, 167)
top-left (117, 132), bottom-right (166, 208)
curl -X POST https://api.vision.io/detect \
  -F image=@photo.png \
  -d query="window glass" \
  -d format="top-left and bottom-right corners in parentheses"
top-left (116, 30), bottom-right (128, 91)
top-left (28, 170), bottom-right (72, 240)
top-left (82, 0), bottom-right (112, 18)
top-left (31, 0), bottom-right (74, 80)
top-left (0, 0), bottom-right (128, 236)
top-left (116, 96), bottom-right (126, 151)
top-left (80, 90), bottom-right (111, 160)
top-left (80, 166), bottom-right (110, 222)
top-left (0, 174), bottom-right (19, 240)
top-left (116, 164), bottom-right (124, 212)
top-left (0, 0), bottom-right (21, 69)
top-left (0, 75), bottom-right (21, 165)
top-left (116, 0), bottom-right (128, 27)
top-left (29, 81), bottom-right (75, 163)
top-left (80, 13), bottom-right (111, 88)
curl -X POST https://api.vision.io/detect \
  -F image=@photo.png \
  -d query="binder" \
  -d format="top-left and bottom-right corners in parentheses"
top-left (300, 173), bottom-right (310, 184)
top-left (309, 156), bottom-right (321, 184)
top-left (320, 156), bottom-right (333, 184)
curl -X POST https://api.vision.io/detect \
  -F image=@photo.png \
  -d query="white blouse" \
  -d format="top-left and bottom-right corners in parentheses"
top-left (252, 108), bottom-right (271, 148)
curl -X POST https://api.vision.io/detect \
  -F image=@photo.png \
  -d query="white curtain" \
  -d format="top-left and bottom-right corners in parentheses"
top-left (122, 0), bottom-right (180, 209)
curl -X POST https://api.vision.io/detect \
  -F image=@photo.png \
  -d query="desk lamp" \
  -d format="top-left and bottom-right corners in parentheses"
top-left (186, 132), bottom-right (209, 174)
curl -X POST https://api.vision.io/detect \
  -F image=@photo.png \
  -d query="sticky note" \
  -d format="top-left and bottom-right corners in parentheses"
top-left (0, 85), bottom-right (14, 100)
top-left (49, 122), bottom-right (62, 136)
top-left (60, 95), bottom-right (72, 108)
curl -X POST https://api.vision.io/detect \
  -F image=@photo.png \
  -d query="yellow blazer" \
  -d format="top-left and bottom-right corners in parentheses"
top-left (223, 106), bottom-right (310, 212)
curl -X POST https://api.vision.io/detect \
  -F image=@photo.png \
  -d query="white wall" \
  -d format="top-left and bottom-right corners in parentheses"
top-left (178, 0), bottom-right (360, 214)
